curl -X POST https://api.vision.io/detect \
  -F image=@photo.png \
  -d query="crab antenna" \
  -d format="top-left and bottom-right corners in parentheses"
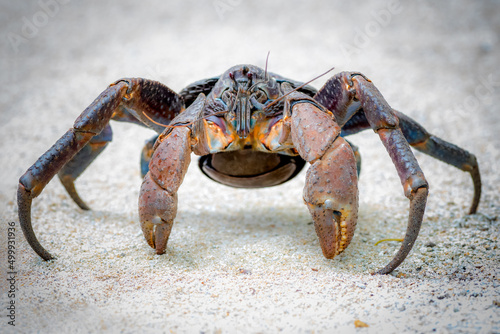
top-left (142, 112), bottom-right (169, 128)
top-left (263, 66), bottom-right (336, 111)
top-left (264, 51), bottom-right (271, 80)
top-left (142, 109), bottom-right (229, 130)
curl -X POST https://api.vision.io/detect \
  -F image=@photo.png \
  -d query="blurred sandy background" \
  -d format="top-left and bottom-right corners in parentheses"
top-left (0, 1), bottom-right (499, 333)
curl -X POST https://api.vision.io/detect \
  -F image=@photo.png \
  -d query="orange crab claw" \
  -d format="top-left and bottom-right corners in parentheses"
top-left (138, 173), bottom-right (177, 254)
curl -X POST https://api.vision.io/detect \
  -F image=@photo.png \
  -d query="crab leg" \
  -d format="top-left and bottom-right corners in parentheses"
top-left (316, 73), bottom-right (480, 215)
top-left (345, 139), bottom-right (362, 177)
top-left (56, 124), bottom-right (113, 210)
top-left (350, 75), bottom-right (429, 274)
top-left (286, 97), bottom-right (359, 259)
top-left (18, 78), bottom-right (184, 260)
top-left (140, 135), bottom-right (159, 178)
top-left (138, 127), bottom-right (192, 255)
top-left (18, 82), bottom-right (128, 260)
top-left (395, 111), bottom-right (481, 214)
top-left (338, 110), bottom-right (481, 214)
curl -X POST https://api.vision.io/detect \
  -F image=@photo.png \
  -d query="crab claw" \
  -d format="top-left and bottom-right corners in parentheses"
top-left (138, 172), bottom-right (177, 254)
top-left (307, 199), bottom-right (357, 258)
top-left (303, 136), bottom-right (359, 258)
top-left (138, 124), bottom-right (192, 255)
top-left (140, 218), bottom-right (173, 255)
top-left (284, 94), bottom-right (359, 260)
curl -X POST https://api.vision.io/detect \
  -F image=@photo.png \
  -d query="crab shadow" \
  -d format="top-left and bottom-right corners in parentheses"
top-left (45, 192), bottom-right (392, 273)
top-left (158, 203), bottom-right (381, 271)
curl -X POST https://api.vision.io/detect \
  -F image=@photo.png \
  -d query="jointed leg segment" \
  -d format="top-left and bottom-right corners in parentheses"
top-left (395, 111), bottom-right (481, 214)
top-left (313, 72), bottom-right (433, 273)
top-left (139, 127), bottom-right (192, 255)
top-left (18, 78), bottom-right (185, 260)
top-left (58, 124), bottom-right (113, 210)
top-left (352, 75), bottom-right (429, 274)
top-left (18, 82), bottom-right (128, 260)
top-left (285, 93), bottom-right (359, 260)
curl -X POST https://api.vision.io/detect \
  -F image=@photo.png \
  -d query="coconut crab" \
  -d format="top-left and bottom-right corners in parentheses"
top-left (18, 64), bottom-right (481, 274)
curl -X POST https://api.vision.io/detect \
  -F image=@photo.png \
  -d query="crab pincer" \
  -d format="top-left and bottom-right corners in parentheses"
top-left (283, 86), bottom-right (359, 259)
top-left (138, 126), bottom-right (192, 254)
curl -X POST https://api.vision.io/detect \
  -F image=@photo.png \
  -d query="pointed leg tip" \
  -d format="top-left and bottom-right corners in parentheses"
top-left (18, 183), bottom-right (57, 261)
top-left (374, 267), bottom-right (392, 275)
top-left (377, 187), bottom-right (428, 274)
top-left (58, 175), bottom-right (91, 210)
top-left (468, 192), bottom-right (480, 215)
top-left (78, 202), bottom-right (91, 211)
top-left (42, 254), bottom-right (56, 261)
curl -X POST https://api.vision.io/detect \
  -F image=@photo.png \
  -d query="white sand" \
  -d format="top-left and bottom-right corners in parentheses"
top-left (1, 1), bottom-right (499, 333)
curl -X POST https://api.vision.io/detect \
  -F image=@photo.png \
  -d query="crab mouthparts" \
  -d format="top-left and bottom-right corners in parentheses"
top-left (234, 89), bottom-right (252, 138)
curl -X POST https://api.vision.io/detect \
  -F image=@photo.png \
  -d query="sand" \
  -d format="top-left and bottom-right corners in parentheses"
top-left (1, 1), bottom-right (499, 333)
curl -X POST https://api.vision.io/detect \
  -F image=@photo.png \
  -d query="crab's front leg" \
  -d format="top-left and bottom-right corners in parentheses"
top-left (284, 92), bottom-right (359, 258)
top-left (138, 94), bottom-right (207, 254)
top-left (138, 126), bottom-right (192, 254)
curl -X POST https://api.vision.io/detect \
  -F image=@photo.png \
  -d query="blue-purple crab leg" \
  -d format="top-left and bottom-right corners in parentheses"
top-left (326, 72), bottom-right (481, 215)
top-left (59, 106), bottom-right (170, 210)
top-left (140, 135), bottom-right (159, 178)
top-left (345, 139), bottom-right (362, 177)
top-left (57, 124), bottom-right (113, 210)
top-left (395, 111), bottom-right (481, 214)
top-left (338, 109), bottom-right (481, 214)
top-left (18, 78), bottom-right (184, 260)
top-left (351, 75), bottom-right (430, 274)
